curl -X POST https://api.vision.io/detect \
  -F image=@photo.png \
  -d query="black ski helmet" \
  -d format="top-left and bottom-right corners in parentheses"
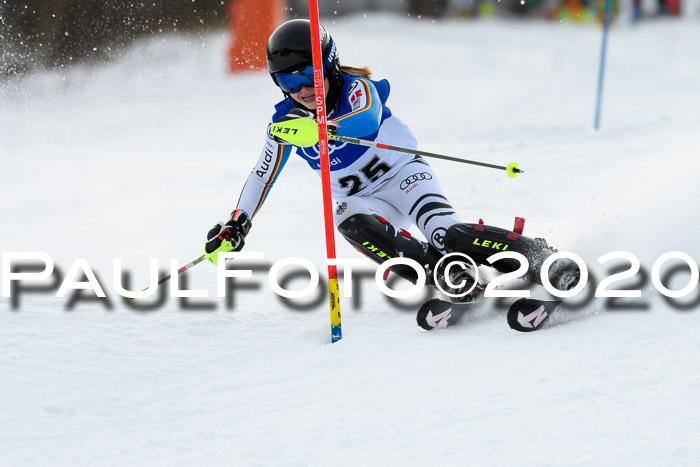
top-left (266, 19), bottom-right (343, 108)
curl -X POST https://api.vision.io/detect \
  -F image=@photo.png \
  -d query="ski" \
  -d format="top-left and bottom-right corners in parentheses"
top-left (506, 298), bottom-right (562, 332)
top-left (416, 298), bottom-right (484, 330)
top-left (417, 296), bottom-right (564, 332)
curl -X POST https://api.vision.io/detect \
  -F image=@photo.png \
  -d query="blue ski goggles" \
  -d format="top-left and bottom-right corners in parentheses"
top-left (273, 65), bottom-right (320, 94)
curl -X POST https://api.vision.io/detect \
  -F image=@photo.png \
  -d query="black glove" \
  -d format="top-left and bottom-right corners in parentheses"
top-left (204, 210), bottom-right (252, 265)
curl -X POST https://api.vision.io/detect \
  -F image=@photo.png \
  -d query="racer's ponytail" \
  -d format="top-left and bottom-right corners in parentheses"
top-left (339, 65), bottom-right (372, 79)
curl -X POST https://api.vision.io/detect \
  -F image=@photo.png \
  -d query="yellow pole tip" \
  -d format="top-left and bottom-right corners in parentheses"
top-left (506, 162), bottom-right (521, 178)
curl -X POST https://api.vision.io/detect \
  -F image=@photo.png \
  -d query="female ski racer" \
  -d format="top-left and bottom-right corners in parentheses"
top-left (204, 19), bottom-right (579, 311)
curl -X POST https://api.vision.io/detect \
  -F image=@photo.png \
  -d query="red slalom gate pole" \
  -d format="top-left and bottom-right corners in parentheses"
top-left (308, 1), bottom-right (342, 343)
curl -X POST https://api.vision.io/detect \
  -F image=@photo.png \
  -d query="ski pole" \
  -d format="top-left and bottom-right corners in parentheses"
top-left (158, 254), bottom-right (207, 288)
top-left (126, 254), bottom-right (206, 298)
top-left (268, 117), bottom-right (523, 178)
top-left (329, 134), bottom-right (523, 178)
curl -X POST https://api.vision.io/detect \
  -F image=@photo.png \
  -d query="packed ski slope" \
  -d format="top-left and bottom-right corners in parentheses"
top-left (1, 15), bottom-right (699, 466)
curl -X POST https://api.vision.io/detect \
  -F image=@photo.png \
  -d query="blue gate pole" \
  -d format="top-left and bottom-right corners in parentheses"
top-left (594, 0), bottom-right (614, 131)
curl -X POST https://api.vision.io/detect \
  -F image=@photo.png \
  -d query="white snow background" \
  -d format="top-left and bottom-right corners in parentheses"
top-left (1, 15), bottom-right (700, 466)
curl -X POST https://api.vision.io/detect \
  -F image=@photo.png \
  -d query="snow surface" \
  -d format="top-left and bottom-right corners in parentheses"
top-left (1, 15), bottom-right (700, 466)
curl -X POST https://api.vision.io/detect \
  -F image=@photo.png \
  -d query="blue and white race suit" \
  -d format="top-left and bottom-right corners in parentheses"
top-left (235, 74), bottom-right (461, 252)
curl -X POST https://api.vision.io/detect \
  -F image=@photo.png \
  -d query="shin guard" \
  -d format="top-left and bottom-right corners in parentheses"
top-left (337, 214), bottom-right (443, 285)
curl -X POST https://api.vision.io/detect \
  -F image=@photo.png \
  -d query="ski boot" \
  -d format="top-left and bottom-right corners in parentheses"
top-left (433, 255), bottom-right (487, 303)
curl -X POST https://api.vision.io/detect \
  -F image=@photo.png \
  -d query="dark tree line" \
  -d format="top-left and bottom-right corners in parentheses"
top-left (0, 0), bottom-right (228, 75)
